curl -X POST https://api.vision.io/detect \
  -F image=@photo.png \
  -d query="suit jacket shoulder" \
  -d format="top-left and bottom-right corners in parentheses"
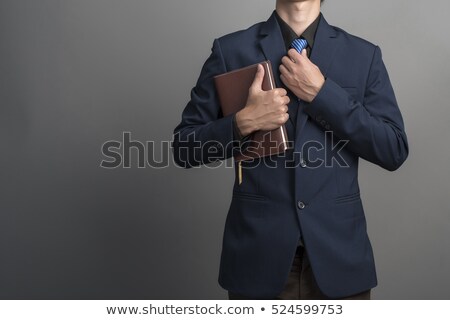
top-left (329, 24), bottom-right (381, 64)
top-left (217, 20), bottom-right (264, 45)
top-left (214, 20), bottom-right (269, 71)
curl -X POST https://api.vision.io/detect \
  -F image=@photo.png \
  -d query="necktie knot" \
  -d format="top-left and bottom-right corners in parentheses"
top-left (290, 38), bottom-right (308, 53)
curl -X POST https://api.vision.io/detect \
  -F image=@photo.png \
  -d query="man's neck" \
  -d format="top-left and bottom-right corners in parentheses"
top-left (275, 1), bottom-right (321, 36)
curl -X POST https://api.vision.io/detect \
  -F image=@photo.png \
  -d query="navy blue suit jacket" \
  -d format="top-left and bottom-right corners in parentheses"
top-left (173, 11), bottom-right (408, 298)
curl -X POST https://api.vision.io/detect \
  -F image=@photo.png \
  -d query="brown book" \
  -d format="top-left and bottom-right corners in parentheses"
top-left (214, 61), bottom-right (290, 161)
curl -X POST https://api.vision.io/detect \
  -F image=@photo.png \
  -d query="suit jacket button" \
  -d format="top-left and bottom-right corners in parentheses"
top-left (297, 201), bottom-right (306, 210)
top-left (300, 159), bottom-right (307, 168)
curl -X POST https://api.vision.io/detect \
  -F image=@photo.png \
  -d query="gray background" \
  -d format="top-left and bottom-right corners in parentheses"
top-left (0, 0), bottom-right (449, 299)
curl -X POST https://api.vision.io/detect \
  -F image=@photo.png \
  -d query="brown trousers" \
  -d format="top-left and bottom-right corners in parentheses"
top-left (228, 245), bottom-right (371, 300)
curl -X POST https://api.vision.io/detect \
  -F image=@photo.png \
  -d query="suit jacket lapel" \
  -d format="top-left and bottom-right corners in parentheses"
top-left (296, 15), bottom-right (339, 140)
top-left (258, 11), bottom-right (297, 131)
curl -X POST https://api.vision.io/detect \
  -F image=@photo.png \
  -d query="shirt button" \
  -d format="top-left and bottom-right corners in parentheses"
top-left (297, 201), bottom-right (306, 210)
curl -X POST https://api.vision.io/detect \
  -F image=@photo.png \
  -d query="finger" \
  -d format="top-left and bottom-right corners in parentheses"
top-left (280, 57), bottom-right (294, 73)
top-left (279, 74), bottom-right (291, 89)
top-left (274, 88), bottom-right (287, 97)
top-left (250, 64), bottom-right (265, 92)
top-left (278, 105), bottom-right (288, 113)
top-left (287, 48), bottom-right (302, 61)
top-left (301, 49), bottom-right (308, 59)
top-left (279, 64), bottom-right (290, 77)
top-left (283, 106), bottom-right (289, 114)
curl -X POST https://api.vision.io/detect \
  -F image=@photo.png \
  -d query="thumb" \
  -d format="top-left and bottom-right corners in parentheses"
top-left (250, 64), bottom-right (265, 92)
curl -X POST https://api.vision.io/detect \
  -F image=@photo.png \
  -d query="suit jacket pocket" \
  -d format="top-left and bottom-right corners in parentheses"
top-left (228, 192), bottom-right (268, 220)
top-left (334, 191), bottom-right (361, 205)
top-left (333, 195), bottom-right (365, 220)
top-left (232, 191), bottom-right (267, 202)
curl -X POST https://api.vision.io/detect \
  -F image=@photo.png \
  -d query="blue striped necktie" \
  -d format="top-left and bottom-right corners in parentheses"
top-left (290, 38), bottom-right (308, 53)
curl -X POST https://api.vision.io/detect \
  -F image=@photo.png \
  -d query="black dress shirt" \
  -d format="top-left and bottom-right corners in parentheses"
top-left (274, 10), bottom-right (321, 57)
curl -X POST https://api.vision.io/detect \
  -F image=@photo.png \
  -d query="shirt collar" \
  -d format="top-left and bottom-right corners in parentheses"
top-left (274, 11), bottom-right (321, 52)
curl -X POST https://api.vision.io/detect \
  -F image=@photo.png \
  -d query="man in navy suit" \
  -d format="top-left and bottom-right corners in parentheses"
top-left (173, 0), bottom-right (408, 299)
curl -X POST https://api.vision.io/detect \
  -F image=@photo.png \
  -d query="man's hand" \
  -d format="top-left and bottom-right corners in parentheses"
top-left (280, 48), bottom-right (325, 103)
top-left (235, 64), bottom-right (290, 137)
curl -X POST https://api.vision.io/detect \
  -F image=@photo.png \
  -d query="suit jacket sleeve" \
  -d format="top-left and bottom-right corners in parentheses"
top-left (172, 39), bottom-right (237, 168)
top-left (303, 46), bottom-right (409, 171)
